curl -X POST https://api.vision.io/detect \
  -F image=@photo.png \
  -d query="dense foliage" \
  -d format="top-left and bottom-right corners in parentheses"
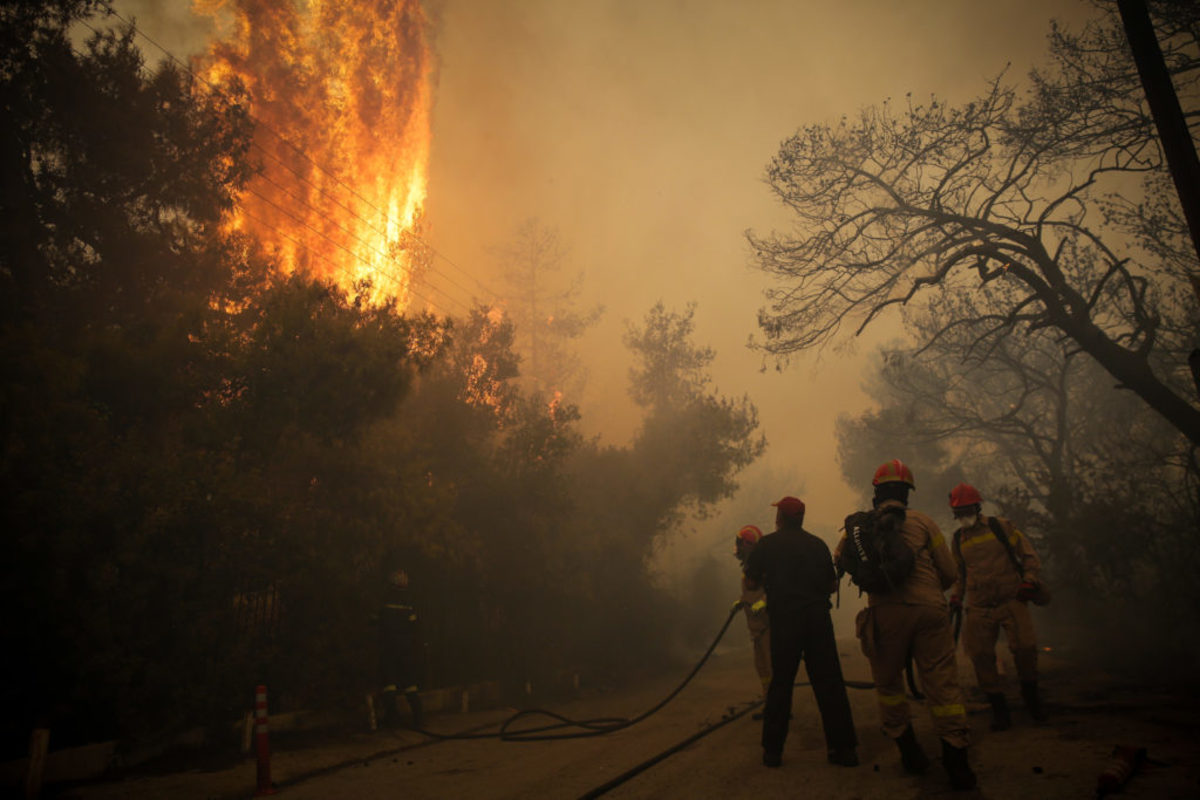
top-left (0, 1), bottom-right (763, 754)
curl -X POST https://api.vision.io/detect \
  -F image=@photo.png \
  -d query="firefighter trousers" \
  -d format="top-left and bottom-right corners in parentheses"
top-left (962, 599), bottom-right (1038, 694)
top-left (762, 605), bottom-right (856, 755)
top-left (856, 603), bottom-right (970, 748)
top-left (745, 610), bottom-right (772, 692)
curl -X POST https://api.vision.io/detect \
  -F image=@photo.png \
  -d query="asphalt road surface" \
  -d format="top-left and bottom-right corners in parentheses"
top-left (60, 624), bottom-right (1200, 799)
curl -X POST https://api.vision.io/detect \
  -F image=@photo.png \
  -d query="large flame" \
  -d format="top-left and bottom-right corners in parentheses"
top-left (196, 0), bottom-right (433, 307)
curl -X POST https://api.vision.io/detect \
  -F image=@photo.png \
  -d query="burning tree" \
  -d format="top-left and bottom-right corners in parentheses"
top-left (748, 0), bottom-right (1200, 446)
top-left (0, 0), bottom-right (768, 752)
top-left (197, 0), bottom-right (435, 306)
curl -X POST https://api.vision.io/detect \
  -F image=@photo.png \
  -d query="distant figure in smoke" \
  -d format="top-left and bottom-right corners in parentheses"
top-left (734, 525), bottom-right (771, 705)
top-left (947, 482), bottom-right (1049, 730)
top-left (743, 497), bottom-right (858, 769)
top-left (377, 569), bottom-right (424, 730)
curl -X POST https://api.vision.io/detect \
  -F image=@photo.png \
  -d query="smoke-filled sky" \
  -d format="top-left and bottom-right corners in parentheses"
top-left (420, 0), bottom-right (1099, 548)
top-left (119, 0), bottom-right (1099, 559)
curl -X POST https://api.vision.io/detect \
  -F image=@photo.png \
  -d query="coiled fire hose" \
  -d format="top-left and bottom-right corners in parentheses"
top-left (416, 602), bottom-right (875, 743)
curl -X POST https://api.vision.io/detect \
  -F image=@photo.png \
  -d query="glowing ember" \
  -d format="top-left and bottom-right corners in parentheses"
top-left (196, 0), bottom-right (433, 306)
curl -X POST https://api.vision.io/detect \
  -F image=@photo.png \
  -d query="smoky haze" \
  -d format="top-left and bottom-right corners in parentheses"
top-left (109, 0), bottom-right (1150, 682)
top-left (418, 0), bottom-right (1098, 630)
top-left (13, 3), bottom-right (1198, 787)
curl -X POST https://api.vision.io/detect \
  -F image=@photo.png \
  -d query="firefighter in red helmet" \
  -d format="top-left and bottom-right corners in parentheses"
top-left (734, 525), bottom-right (772, 700)
top-left (835, 460), bottom-right (976, 791)
top-left (948, 482), bottom-right (1048, 730)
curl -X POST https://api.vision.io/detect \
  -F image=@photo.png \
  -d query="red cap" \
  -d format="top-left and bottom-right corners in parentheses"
top-left (771, 496), bottom-right (806, 518)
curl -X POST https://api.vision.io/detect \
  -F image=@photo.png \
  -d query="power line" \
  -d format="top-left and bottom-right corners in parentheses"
top-left (96, 8), bottom-right (505, 305)
top-left (236, 204), bottom-right (460, 318)
top-left (240, 183), bottom-right (468, 315)
top-left (60, 29), bottom-right (474, 321)
top-left (244, 135), bottom-right (498, 305)
top-left (247, 168), bottom-right (474, 313)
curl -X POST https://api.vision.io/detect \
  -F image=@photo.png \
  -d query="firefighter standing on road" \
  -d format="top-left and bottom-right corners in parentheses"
top-left (744, 497), bottom-right (858, 770)
top-left (836, 460), bottom-right (976, 791)
top-left (948, 482), bottom-right (1048, 730)
top-left (377, 569), bottom-right (424, 730)
top-left (735, 525), bottom-right (772, 699)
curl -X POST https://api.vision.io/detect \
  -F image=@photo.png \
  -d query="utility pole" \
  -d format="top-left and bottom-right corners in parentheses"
top-left (1116, 0), bottom-right (1200, 397)
top-left (1118, 0), bottom-right (1200, 264)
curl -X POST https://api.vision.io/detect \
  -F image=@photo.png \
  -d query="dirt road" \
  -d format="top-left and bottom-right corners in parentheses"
top-left (59, 628), bottom-right (1200, 799)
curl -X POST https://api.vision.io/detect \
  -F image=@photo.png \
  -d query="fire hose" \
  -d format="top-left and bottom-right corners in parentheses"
top-left (414, 601), bottom-right (878, 743)
top-left (267, 603), bottom-right (891, 795)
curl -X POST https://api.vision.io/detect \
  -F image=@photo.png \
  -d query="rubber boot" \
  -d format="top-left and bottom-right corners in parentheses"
top-left (1021, 680), bottom-right (1048, 722)
top-left (379, 689), bottom-right (399, 728)
top-left (762, 749), bottom-right (782, 768)
top-left (895, 724), bottom-right (930, 774)
top-left (941, 739), bottom-right (977, 791)
top-left (827, 746), bottom-right (859, 767)
top-left (986, 692), bottom-right (1011, 731)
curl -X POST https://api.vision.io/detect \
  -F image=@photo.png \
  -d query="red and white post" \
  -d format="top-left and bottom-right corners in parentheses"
top-left (254, 684), bottom-right (276, 796)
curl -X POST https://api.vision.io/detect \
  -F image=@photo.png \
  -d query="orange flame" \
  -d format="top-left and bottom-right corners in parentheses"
top-left (196, 0), bottom-right (433, 306)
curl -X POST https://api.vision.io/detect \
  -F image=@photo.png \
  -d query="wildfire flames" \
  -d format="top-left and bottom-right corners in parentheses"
top-left (196, 0), bottom-right (433, 306)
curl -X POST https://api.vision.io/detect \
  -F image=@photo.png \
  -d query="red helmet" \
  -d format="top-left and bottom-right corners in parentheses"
top-left (736, 524), bottom-right (763, 545)
top-left (872, 459), bottom-right (915, 489)
top-left (948, 482), bottom-right (982, 509)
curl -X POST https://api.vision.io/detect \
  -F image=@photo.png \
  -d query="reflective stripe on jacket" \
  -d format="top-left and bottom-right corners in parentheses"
top-left (950, 515), bottom-right (1042, 608)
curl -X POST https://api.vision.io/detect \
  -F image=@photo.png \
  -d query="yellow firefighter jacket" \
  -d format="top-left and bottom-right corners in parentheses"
top-left (950, 515), bottom-right (1042, 609)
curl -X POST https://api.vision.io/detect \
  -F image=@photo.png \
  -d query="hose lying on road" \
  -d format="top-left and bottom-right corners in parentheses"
top-left (416, 603), bottom-right (876, 743)
top-left (267, 604), bottom-right (882, 795)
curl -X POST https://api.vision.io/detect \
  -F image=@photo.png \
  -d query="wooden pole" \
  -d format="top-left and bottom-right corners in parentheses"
top-left (1117, 0), bottom-right (1200, 266)
top-left (23, 728), bottom-right (50, 800)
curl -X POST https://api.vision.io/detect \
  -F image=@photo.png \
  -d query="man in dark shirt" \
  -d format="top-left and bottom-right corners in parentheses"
top-left (744, 496), bottom-right (857, 768)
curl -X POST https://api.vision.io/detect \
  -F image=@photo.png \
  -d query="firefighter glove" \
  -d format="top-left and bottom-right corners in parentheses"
top-left (1017, 581), bottom-right (1038, 602)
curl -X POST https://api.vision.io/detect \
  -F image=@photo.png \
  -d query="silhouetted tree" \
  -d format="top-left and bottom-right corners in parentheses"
top-left (749, 1), bottom-right (1200, 444)
top-left (493, 219), bottom-right (602, 397)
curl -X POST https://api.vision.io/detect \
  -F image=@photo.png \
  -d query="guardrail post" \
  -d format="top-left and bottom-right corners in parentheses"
top-left (254, 685), bottom-right (276, 796)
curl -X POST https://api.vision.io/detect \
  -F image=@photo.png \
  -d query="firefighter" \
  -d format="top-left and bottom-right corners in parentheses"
top-left (836, 460), bottom-right (976, 791)
top-left (735, 525), bottom-right (772, 700)
top-left (377, 569), bottom-right (424, 730)
top-left (744, 497), bottom-right (858, 769)
top-left (947, 482), bottom-right (1048, 730)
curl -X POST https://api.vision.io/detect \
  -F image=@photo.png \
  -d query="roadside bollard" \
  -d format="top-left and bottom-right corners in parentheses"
top-left (254, 685), bottom-right (276, 796)
top-left (366, 693), bottom-right (378, 731)
top-left (24, 727), bottom-right (50, 800)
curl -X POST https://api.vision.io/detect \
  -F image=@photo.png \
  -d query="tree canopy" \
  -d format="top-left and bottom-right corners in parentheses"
top-left (1, 1), bottom-right (765, 753)
top-left (749, 0), bottom-right (1200, 444)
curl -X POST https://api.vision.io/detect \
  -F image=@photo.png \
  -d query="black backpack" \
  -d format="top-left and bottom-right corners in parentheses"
top-left (838, 507), bottom-right (916, 594)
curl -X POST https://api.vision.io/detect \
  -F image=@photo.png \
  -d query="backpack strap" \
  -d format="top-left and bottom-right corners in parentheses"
top-left (986, 516), bottom-right (1026, 578)
top-left (951, 529), bottom-right (966, 592)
